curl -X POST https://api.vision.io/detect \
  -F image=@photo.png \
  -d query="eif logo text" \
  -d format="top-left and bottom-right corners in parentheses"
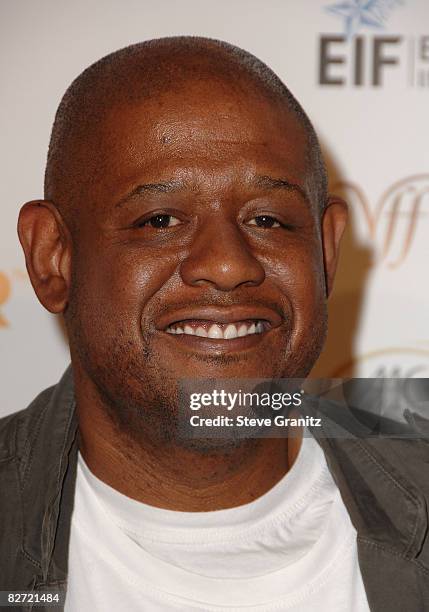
top-left (318, 35), bottom-right (429, 87)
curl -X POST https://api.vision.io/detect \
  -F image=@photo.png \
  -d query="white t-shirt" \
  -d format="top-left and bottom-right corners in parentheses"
top-left (65, 435), bottom-right (370, 611)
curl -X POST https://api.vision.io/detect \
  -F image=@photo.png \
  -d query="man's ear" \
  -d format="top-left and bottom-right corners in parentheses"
top-left (321, 195), bottom-right (348, 297)
top-left (17, 200), bottom-right (71, 313)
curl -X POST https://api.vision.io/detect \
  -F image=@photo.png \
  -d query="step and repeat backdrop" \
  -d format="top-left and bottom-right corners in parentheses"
top-left (1, 0), bottom-right (428, 416)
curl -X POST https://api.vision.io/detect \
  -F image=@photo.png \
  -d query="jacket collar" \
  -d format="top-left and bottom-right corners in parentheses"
top-left (311, 399), bottom-right (428, 559)
top-left (18, 366), bottom-right (78, 582)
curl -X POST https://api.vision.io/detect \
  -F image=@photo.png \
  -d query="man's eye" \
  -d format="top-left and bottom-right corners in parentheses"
top-left (247, 215), bottom-right (281, 228)
top-left (139, 214), bottom-right (181, 229)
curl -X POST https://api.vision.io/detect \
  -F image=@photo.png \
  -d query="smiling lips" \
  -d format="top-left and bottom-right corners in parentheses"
top-left (166, 319), bottom-right (270, 339)
top-left (157, 305), bottom-right (282, 343)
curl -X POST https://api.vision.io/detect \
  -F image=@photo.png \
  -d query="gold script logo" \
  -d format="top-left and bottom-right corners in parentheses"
top-left (333, 174), bottom-right (429, 268)
top-left (0, 269), bottom-right (28, 328)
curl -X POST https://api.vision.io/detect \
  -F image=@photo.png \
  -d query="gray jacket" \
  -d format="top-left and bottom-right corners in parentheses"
top-left (1, 367), bottom-right (429, 611)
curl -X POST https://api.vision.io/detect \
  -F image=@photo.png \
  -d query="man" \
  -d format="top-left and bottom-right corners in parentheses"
top-left (1, 37), bottom-right (428, 611)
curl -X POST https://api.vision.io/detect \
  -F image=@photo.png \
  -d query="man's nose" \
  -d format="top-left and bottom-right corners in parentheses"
top-left (180, 220), bottom-right (265, 291)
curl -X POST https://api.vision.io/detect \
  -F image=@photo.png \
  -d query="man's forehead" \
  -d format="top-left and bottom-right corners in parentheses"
top-left (101, 80), bottom-right (306, 146)
top-left (79, 93), bottom-right (311, 210)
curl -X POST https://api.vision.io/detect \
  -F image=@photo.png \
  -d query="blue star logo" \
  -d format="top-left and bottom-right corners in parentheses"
top-left (325, 0), bottom-right (401, 38)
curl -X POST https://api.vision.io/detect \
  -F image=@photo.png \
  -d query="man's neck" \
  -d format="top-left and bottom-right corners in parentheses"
top-left (77, 398), bottom-right (302, 512)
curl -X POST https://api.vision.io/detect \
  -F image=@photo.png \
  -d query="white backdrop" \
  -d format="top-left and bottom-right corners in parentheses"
top-left (1, 0), bottom-right (428, 417)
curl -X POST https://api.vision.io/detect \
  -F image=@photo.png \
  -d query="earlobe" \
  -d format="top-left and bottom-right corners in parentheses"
top-left (321, 196), bottom-right (348, 297)
top-left (17, 200), bottom-right (71, 313)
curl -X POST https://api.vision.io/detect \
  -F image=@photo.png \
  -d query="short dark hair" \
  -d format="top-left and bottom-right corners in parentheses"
top-left (44, 36), bottom-right (328, 217)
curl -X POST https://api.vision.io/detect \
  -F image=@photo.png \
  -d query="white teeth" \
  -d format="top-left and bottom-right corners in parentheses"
top-left (166, 320), bottom-right (268, 338)
top-left (208, 324), bottom-right (223, 339)
top-left (237, 324), bottom-right (248, 337)
top-left (224, 324), bottom-right (238, 339)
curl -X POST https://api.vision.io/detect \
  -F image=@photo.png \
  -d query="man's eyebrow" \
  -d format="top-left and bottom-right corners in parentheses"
top-left (252, 175), bottom-right (310, 204)
top-left (115, 175), bottom-right (311, 208)
top-left (115, 180), bottom-right (185, 207)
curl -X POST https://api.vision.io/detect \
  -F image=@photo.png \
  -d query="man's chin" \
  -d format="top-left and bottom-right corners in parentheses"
top-left (155, 351), bottom-right (291, 381)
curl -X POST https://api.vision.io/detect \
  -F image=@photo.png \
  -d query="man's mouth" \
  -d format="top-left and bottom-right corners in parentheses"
top-left (165, 319), bottom-right (270, 339)
top-left (155, 305), bottom-right (283, 350)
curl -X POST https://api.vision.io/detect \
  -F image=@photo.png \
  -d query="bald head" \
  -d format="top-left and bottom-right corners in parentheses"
top-left (44, 36), bottom-right (327, 222)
